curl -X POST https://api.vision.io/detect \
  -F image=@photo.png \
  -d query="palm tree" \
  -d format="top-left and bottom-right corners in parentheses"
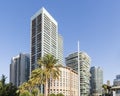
top-left (18, 82), bottom-right (29, 95)
top-left (31, 68), bottom-right (46, 86)
top-left (21, 54), bottom-right (61, 96)
top-left (18, 68), bottom-right (46, 96)
top-left (18, 80), bottom-right (42, 96)
top-left (37, 54), bottom-right (62, 96)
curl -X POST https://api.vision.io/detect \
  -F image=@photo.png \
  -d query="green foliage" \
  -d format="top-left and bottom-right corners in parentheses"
top-left (56, 93), bottom-right (64, 96)
top-left (102, 84), bottom-right (112, 96)
top-left (39, 94), bottom-right (44, 96)
top-left (49, 93), bottom-right (64, 96)
top-left (18, 54), bottom-right (61, 96)
top-left (37, 54), bottom-right (62, 95)
top-left (32, 88), bottom-right (40, 96)
top-left (18, 80), bottom-right (43, 96)
top-left (49, 93), bottom-right (56, 96)
top-left (0, 74), bottom-right (19, 96)
top-left (19, 90), bottom-right (30, 96)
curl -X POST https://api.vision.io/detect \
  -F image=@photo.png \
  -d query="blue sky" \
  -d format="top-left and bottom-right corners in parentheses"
top-left (0, 0), bottom-right (120, 84)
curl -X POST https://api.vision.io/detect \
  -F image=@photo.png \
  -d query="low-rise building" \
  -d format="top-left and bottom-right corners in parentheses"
top-left (46, 66), bottom-right (78, 96)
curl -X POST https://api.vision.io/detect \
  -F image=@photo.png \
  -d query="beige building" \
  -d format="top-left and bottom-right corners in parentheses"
top-left (46, 66), bottom-right (78, 96)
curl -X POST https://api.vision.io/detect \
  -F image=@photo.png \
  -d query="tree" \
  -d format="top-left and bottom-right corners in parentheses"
top-left (1, 75), bottom-right (6, 86)
top-left (19, 90), bottom-right (30, 96)
top-left (102, 84), bottom-right (112, 96)
top-left (56, 93), bottom-right (64, 96)
top-left (0, 75), bottom-right (18, 96)
top-left (37, 54), bottom-right (62, 96)
top-left (31, 68), bottom-right (46, 86)
top-left (49, 93), bottom-right (56, 96)
top-left (18, 80), bottom-right (43, 96)
top-left (18, 54), bottom-right (62, 96)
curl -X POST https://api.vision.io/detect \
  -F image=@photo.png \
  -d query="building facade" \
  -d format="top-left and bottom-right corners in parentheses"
top-left (90, 66), bottom-right (103, 96)
top-left (114, 75), bottom-right (120, 86)
top-left (111, 75), bottom-right (120, 96)
top-left (46, 66), bottom-right (78, 96)
top-left (65, 52), bottom-right (91, 96)
top-left (30, 7), bottom-right (63, 73)
top-left (10, 53), bottom-right (30, 87)
top-left (58, 34), bottom-right (64, 65)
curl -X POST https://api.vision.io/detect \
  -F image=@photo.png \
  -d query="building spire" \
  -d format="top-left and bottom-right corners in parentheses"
top-left (78, 41), bottom-right (80, 96)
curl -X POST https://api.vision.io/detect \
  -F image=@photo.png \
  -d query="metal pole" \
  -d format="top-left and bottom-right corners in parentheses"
top-left (78, 41), bottom-right (80, 96)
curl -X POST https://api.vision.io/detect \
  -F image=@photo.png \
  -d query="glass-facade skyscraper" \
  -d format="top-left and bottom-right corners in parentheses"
top-left (90, 66), bottom-right (103, 96)
top-left (113, 75), bottom-right (120, 86)
top-left (10, 53), bottom-right (30, 87)
top-left (65, 52), bottom-right (91, 96)
top-left (30, 7), bottom-right (63, 73)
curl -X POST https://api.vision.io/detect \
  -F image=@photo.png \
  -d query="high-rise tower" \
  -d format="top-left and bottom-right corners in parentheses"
top-left (65, 52), bottom-right (91, 96)
top-left (113, 75), bottom-right (120, 86)
top-left (30, 7), bottom-right (63, 72)
top-left (90, 66), bottom-right (103, 96)
top-left (10, 53), bottom-right (30, 87)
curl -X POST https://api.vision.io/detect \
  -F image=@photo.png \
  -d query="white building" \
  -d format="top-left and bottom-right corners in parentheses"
top-left (65, 52), bottom-right (91, 96)
top-left (30, 7), bottom-right (64, 72)
top-left (10, 53), bottom-right (30, 87)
